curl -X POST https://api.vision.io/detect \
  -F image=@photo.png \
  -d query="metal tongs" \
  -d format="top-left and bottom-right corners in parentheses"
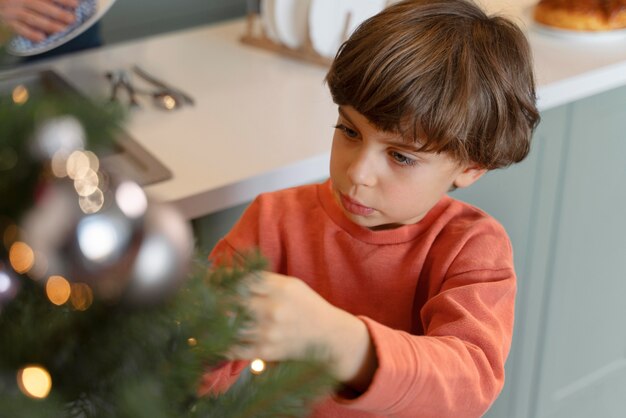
top-left (106, 69), bottom-right (140, 108)
top-left (132, 65), bottom-right (195, 106)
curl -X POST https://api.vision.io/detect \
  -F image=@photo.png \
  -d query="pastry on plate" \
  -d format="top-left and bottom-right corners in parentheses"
top-left (533, 0), bottom-right (626, 31)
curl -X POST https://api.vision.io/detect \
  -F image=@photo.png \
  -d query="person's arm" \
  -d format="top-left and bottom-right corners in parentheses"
top-left (0, 0), bottom-right (76, 42)
top-left (336, 267), bottom-right (516, 417)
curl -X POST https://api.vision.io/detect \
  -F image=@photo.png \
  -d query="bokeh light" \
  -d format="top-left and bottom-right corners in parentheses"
top-left (17, 365), bottom-right (52, 399)
top-left (51, 150), bottom-right (70, 178)
top-left (46, 275), bottom-right (71, 306)
top-left (66, 151), bottom-right (91, 180)
top-left (70, 283), bottom-right (93, 311)
top-left (162, 94), bottom-right (176, 110)
top-left (250, 359), bottom-right (266, 375)
top-left (12, 84), bottom-right (29, 105)
top-left (73, 168), bottom-right (99, 196)
top-left (84, 150), bottom-right (100, 172)
top-left (0, 268), bottom-right (19, 302)
top-left (9, 241), bottom-right (34, 274)
top-left (34, 116), bottom-right (85, 160)
top-left (115, 181), bottom-right (147, 219)
top-left (187, 337), bottom-right (198, 347)
top-left (79, 188), bottom-right (105, 214)
top-left (76, 214), bottom-right (127, 263)
top-left (0, 271), bottom-right (11, 293)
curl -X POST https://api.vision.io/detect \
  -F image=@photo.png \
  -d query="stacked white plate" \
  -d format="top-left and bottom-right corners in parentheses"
top-left (308, 0), bottom-right (387, 58)
top-left (260, 0), bottom-right (388, 57)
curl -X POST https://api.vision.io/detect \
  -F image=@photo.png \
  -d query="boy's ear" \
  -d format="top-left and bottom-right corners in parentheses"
top-left (453, 165), bottom-right (487, 189)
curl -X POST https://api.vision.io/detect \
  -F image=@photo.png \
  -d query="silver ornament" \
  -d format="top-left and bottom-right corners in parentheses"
top-left (123, 202), bottom-right (193, 305)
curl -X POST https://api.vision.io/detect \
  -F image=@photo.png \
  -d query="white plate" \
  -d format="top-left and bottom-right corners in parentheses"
top-left (260, 0), bottom-right (280, 42)
top-left (273, 0), bottom-right (310, 49)
top-left (308, 0), bottom-right (386, 59)
top-left (7, 0), bottom-right (116, 57)
top-left (532, 22), bottom-right (626, 42)
top-left (526, 6), bottom-right (626, 42)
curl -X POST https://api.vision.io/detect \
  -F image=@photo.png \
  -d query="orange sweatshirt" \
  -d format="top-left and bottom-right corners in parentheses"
top-left (201, 180), bottom-right (516, 417)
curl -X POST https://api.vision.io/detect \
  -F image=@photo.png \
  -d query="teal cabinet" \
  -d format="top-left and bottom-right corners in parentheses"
top-left (101, 0), bottom-right (246, 44)
top-left (457, 86), bottom-right (626, 417)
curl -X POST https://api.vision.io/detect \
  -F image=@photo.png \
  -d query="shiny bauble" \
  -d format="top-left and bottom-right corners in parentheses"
top-left (21, 175), bottom-right (193, 305)
top-left (123, 202), bottom-right (194, 305)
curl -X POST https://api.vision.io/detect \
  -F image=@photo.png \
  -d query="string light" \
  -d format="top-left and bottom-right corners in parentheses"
top-left (51, 150), bottom-right (70, 178)
top-left (17, 365), bottom-right (52, 399)
top-left (73, 168), bottom-right (99, 196)
top-left (162, 95), bottom-right (176, 110)
top-left (9, 241), bottom-right (34, 274)
top-left (12, 84), bottom-right (29, 105)
top-left (70, 283), bottom-right (93, 311)
top-left (46, 275), bottom-right (71, 306)
top-left (79, 188), bottom-right (105, 214)
top-left (116, 181), bottom-right (147, 218)
top-left (66, 150), bottom-right (91, 180)
top-left (250, 358), bottom-right (266, 375)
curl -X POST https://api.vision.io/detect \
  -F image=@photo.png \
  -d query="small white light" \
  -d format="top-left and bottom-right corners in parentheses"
top-left (77, 216), bottom-right (122, 262)
top-left (34, 116), bottom-right (85, 160)
top-left (115, 181), bottom-right (147, 219)
top-left (17, 365), bottom-right (52, 399)
top-left (79, 189), bottom-right (105, 214)
top-left (0, 271), bottom-right (11, 293)
top-left (74, 169), bottom-right (99, 197)
top-left (250, 359), bottom-right (266, 375)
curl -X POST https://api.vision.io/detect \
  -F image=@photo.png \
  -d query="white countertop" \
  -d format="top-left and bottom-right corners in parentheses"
top-left (18, 0), bottom-right (626, 218)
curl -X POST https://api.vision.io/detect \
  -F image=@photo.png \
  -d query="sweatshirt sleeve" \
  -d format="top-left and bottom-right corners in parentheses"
top-left (335, 224), bottom-right (517, 417)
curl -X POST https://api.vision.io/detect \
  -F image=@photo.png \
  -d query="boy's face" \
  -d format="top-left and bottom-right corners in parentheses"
top-left (329, 106), bottom-right (483, 230)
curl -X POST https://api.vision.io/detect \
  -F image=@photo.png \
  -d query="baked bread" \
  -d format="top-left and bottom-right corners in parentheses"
top-left (533, 0), bottom-right (626, 31)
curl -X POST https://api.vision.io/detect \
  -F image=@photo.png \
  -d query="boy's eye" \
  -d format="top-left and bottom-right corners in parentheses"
top-left (390, 151), bottom-right (417, 166)
top-left (334, 124), bottom-right (358, 139)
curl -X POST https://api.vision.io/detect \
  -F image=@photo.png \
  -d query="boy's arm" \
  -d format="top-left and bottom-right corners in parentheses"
top-left (335, 266), bottom-right (516, 418)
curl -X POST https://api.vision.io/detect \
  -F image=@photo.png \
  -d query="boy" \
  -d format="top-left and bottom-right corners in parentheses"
top-left (201, 0), bottom-right (540, 416)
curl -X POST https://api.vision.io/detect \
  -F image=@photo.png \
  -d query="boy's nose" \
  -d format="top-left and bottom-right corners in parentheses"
top-left (346, 150), bottom-right (377, 187)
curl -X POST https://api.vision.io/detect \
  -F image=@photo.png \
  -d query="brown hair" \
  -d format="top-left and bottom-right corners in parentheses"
top-left (326, 0), bottom-right (540, 169)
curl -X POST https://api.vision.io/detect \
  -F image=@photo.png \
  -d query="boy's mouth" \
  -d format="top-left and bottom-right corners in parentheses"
top-left (339, 193), bottom-right (375, 216)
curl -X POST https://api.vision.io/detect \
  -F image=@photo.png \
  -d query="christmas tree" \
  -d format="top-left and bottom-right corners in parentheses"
top-left (0, 78), bottom-right (333, 417)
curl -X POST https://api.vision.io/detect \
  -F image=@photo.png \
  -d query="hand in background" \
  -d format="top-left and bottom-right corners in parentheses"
top-left (232, 271), bottom-right (378, 392)
top-left (0, 0), bottom-right (78, 42)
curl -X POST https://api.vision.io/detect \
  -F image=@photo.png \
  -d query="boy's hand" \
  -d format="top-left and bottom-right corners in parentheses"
top-left (232, 271), bottom-right (377, 391)
top-left (0, 0), bottom-right (77, 42)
